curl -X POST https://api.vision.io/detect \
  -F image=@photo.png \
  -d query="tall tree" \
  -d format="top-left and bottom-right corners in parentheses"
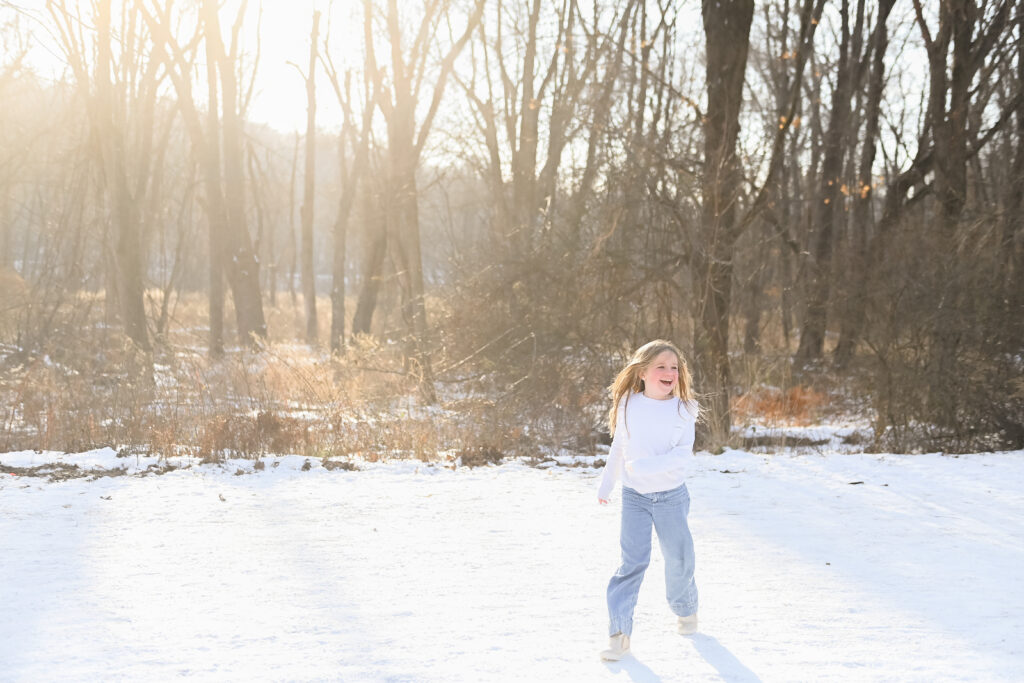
top-left (201, 2), bottom-right (226, 354)
top-left (49, 0), bottom-right (161, 352)
top-left (350, 175), bottom-right (388, 338)
top-left (796, 0), bottom-right (866, 362)
top-left (203, 0), bottom-right (267, 347)
top-left (459, 0), bottom-right (603, 313)
top-left (300, 10), bottom-right (320, 346)
top-left (364, 0), bottom-right (485, 403)
top-left (1008, 5), bottom-right (1024, 313)
top-left (912, 0), bottom-right (1013, 422)
top-left (144, 0), bottom-right (267, 351)
top-left (696, 0), bottom-right (823, 441)
top-left (321, 14), bottom-right (376, 353)
top-left (0, 16), bottom-right (29, 270)
top-left (697, 0), bottom-right (755, 442)
top-left (834, 0), bottom-right (897, 366)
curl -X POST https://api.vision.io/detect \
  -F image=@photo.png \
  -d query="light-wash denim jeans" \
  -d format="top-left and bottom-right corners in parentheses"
top-left (607, 483), bottom-right (698, 636)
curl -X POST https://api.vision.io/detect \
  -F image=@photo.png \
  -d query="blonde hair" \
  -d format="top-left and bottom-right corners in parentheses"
top-left (608, 339), bottom-right (696, 436)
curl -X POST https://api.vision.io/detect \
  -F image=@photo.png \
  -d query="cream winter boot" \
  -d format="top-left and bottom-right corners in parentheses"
top-left (677, 613), bottom-right (698, 635)
top-left (600, 633), bottom-right (631, 661)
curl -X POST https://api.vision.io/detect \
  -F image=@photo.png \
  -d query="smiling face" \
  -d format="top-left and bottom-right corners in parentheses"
top-left (640, 349), bottom-right (679, 400)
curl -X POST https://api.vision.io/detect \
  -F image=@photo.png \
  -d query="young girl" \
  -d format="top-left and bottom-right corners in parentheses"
top-left (597, 339), bottom-right (700, 661)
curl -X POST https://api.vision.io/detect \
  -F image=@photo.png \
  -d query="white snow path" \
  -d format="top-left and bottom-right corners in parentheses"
top-left (1, 450), bottom-right (1022, 682)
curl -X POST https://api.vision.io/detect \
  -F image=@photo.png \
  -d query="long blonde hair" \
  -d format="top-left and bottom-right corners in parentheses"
top-left (608, 339), bottom-right (696, 436)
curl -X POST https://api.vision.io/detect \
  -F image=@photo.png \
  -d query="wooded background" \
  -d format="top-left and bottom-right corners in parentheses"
top-left (1, 0), bottom-right (1022, 456)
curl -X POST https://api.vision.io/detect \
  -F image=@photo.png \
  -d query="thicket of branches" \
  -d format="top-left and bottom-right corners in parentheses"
top-left (1, 0), bottom-right (1022, 456)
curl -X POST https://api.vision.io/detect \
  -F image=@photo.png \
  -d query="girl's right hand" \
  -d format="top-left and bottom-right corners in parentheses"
top-left (598, 498), bottom-right (609, 505)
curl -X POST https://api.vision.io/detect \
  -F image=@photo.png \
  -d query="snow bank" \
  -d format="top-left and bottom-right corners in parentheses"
top-left (1, 448), bottom-right (1022, 681)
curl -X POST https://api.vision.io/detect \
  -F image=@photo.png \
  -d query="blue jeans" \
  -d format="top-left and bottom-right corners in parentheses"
top-left (607, 483), bottom-right (698, 636)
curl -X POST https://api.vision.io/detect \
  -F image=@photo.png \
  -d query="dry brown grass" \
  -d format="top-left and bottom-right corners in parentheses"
top-left (731, 385), bottom-right (830, 426)
top-left (4, 289), bottom-right (880, 462)
top-left (0, 291), bottom-right (541, 464)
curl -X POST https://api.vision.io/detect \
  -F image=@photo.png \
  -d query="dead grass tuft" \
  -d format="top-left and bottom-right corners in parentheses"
top-left (456, 446), bottom-right (505, 467)
top-left (731, 385), bottom-right (830, 426)
top-left (197, 412), bottom-right (310, 460)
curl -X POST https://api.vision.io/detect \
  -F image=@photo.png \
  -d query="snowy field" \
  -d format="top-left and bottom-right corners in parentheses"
top-left (2, 446), bottom-right (1023, 682)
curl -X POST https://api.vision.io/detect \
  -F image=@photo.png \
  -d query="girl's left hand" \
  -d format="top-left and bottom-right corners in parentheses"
top-left (598, 498), bottom-right (609, 505)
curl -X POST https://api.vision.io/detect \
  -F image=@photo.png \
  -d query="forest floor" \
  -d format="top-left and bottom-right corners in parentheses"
top-left (2, 439), bottom-right (1022, 682)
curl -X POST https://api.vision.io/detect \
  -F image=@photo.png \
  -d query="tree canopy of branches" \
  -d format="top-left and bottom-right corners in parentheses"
top-left (3, 0), bottom-right (1021, 452)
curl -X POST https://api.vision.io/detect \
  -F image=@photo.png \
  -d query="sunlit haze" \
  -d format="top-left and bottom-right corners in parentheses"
top-left (12, 0), bottom-right (359, 133)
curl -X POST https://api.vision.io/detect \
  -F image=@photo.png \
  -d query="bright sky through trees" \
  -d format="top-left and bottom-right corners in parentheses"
top-left (8, 0), bottom-right (363, 133)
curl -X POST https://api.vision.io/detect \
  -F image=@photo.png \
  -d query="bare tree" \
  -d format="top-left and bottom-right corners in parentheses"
top-left (49, 0), bottom-right (162, 352)
top-left (795, 0), bottom-right (866, 362)
top-left (0, 15), bottom-right (28, 270)
top-left (321, 11), bottom-right (376, 353)
top-left (287, 132), bottom-right (300, 305)
top-left (299, 10), bottom-right (320, 346)
top-left (834, 0), bottom-right (897, 366)
top-left (350, 173), bottom-right (388, 338)
top-left (912, 0), bottom-right (1013, 421)
top-left (1008, 6), bottom-right (1024, 313)
top-left (202, 0), bottom-right (267, 346)
top-left (695, 0), bottom-right (823, 440)
top-left (144, 0), bottom-right (267, 352)
top-left (697, 0), bottom-right (756, 441)
top-left (456, 0), bottom-right (603, 321)
top-left (363, 0), bottom-right (485, 403)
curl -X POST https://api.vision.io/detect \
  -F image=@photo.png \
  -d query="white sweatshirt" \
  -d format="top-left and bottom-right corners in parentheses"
top-left (597, 392), bottom-right (699, 500)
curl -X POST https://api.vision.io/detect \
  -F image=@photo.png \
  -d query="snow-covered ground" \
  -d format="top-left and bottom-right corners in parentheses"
top-left (2, 447), bottom-right (1022, 682)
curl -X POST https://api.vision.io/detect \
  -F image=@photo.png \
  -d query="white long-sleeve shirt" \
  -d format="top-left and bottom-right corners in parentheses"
top-left (597, 392), bottom-right (699, 500)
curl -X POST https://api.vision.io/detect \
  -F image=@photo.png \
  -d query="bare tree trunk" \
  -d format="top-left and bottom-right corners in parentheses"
top-left (742, 261), bottom-right (765, 355)
top-left (914, 0), bottom-right (974, 424)
top-left (288, 133), bottom-right (299, 305)
top-left (300, 11), bottom-right (320, 346)
top-left (352, 186), bottom-right (387, 337)
top-left (156, 173), bottom-right (194, 337)
top-left (911, 0), bottom-right (1012, 428)
top-left (321, 24), bottom-right (375, 353)
top-left (144, 0), bottom-right (259, 355)
top-left (368, 0), bottom-right (485, 403)
top-left (95, 0), bottom-right (150, 351)
top-left (203, 12), bottom-right (226, 356)
top-left (386, 130), bottom-right (436, 399)
top-left (1008, 7), bottom-right (1024, 313)
top-left (925, 0), bottom-right (970, 424)
top-left (247, 146), bottom-right (268, 300)
top-left (697, 0), bottom-right (754, 443)
top-left (204, 0), bottom-right (267, 347)
top-left (0, 41), bottom-right (27, 276)
top-left (750, 0), bottom-right (794, 356)
top-left (330, 192), bottom-right (348, 352)
top-left (510, 0), bottom-right (543, 257)
top-left (781, 235), bottom-right (795, 348)
top-left (688, 0), bottom-right (823, 441)
top-left (834, 0), bottom-right (895, 367)
top-left (796, 0), bottom-right (862, 362)
top-left (0, 196), bottom-right (9, 268)
top-left (260, 151), bottom-right (277, 307)
top-left (781, 96), bottom-right (806, 351)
